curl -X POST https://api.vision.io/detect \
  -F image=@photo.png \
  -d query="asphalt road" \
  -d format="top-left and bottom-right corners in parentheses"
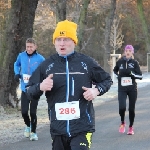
top-left (0, 84), bottom-right (150, 150)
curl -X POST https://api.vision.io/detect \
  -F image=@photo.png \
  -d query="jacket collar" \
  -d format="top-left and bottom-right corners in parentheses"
top-left (26, 50), bottom-right (37, 56)
top-left (123, 56), bottom-right (132, 62)
top-left (57, 51), bottom-right (76, 62)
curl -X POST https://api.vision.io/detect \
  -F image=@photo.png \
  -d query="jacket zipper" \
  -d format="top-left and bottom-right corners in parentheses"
top-left (28, 57), bottom-right (31, 74)
top-left (65, 57), bottom-right (71, 137)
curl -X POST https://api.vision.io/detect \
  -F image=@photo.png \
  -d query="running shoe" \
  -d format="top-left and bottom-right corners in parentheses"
top-left (127, 127), bottom-right (134, 135)
top-left (119, 123), bottom-right (126, 133)
top-left (24, 126), bottom-right (30, 138)
top-left (30, 132), bottom-right (38, 141)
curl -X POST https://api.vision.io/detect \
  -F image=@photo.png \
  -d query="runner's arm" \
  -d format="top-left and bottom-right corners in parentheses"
top-left (26, 65), bottom-right (44, 100)
top-left (130, 61), bottom-right (143, 80)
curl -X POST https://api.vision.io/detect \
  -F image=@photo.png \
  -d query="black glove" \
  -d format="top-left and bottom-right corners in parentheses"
top-left (14, 74), bottom-right (21, 82)
top-left (116, 75), bottom-right (121, 81)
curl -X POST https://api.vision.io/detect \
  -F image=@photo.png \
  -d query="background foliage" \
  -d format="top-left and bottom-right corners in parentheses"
top-left (0, 0), bottom-right (150, 106)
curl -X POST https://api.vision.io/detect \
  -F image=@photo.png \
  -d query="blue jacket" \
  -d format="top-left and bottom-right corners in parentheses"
top-left (14, 51), bottom-right (45, 92)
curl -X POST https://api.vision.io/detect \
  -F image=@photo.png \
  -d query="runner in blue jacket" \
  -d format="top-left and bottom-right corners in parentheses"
top-left (14, 38), bottom-right (45, 141)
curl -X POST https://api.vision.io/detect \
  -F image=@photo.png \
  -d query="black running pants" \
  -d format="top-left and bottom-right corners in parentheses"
top-left (51, 132), bottom-right (93, 150)
top-left (118, 91), bottom-right (137, 127)
top-left (21, 91), bottom-right (38, 133)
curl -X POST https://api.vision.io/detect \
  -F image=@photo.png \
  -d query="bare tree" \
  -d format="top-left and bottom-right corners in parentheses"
top-left (137, 0), bottom-right (150, 52)
top-left (0, 0), bottom-right (39, 106)
top-left (77, 0), bottom-right (90, 51)
top-left (56, 0), bottom-right (66, 22)
top-left (50, 0), bottom-right (67, 23)
top-left (103, 0), bottom-right (116, 73)
top-left (110, 15), bottom-right (124, 54)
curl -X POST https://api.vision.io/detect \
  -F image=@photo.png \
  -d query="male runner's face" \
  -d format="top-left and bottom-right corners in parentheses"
top-left (124, 49), bottom-right (133, 59)
top-left (54, 37), bottom-right (75, 56)
top-left (26, 43), bottom-right (37, 55)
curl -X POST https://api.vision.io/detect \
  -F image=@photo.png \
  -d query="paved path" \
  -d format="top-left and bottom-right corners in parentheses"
top-left (0, 84), bottom-right (150, 150)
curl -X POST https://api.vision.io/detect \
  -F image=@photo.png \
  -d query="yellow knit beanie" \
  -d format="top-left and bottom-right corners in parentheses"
top-left (53, 20), bottom-right (78, 45)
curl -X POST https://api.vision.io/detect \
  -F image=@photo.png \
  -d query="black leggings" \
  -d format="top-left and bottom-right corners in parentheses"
top-left (118, 91), bottom-right (137, 127)
top-left (21, 91), bottom-right (38, 133)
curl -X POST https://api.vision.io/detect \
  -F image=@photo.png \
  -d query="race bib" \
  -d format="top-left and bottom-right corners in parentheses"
top-left (23, 74), bottom-right (31, 83)
top-left (121, 77), bottom-right (132, 86)
top-left (55, 101), bottom-right (80, 120)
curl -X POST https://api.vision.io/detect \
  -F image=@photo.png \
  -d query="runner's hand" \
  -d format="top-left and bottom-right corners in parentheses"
top-left (14, 74), bottom-right (21, 82)
top-left (40, 74), bottom-right (53, 91)
top-left (82, 86), bottom-right (100, 101)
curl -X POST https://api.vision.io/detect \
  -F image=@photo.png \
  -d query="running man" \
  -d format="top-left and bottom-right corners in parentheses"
top-left (14, 38), bottom-right (45, 140)
top-left (26, 20), bottom-right (112, 149)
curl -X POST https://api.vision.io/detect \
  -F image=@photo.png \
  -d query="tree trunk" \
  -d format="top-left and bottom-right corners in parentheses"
top-left (0, 0), bottom-right (9, 105)
top-left (0, 0), bottom-right (39, 106)
top-left (137, 0), bottom-right (150, 52)
top-left (77, 0), bottom-right (90, 52)
top-left (103, 0), bottom-right (116, 73)
top-left (56, 0), bottom-right (66, 22)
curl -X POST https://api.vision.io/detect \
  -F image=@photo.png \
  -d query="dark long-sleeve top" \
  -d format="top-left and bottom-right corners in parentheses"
top-left (113, 56), bottom-right (143, 91)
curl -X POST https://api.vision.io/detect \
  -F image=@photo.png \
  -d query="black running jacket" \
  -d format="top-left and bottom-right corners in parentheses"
top-left (113, 56), bottom-right (143, 91)
top-left (26, 52), bottom-right (112, 136)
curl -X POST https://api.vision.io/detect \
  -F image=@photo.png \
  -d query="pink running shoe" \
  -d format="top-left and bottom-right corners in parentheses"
top-left (127, 127), bottom-right (134, 135)
top-left (119, 123), bottom-right (126, 133)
